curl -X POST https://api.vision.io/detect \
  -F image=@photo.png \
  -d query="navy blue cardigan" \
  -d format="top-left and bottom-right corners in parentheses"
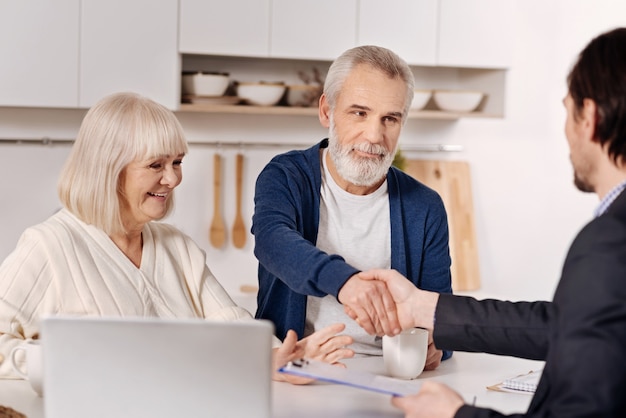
top-left (252, 139), bottom-right (453, 359)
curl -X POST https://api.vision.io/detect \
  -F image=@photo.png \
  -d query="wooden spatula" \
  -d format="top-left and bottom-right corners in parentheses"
top-left (209, 153), bottom-right (226, 248)
top-left (232, 153), bottom-right (247, 248)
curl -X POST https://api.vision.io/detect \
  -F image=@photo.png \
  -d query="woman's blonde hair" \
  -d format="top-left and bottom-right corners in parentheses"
top-left (58, 92), bottom-right (188, 235)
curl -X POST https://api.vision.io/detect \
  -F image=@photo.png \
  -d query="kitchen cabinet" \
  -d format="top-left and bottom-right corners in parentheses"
top-left (0, 0), bottom-right (79, 108)
top-left (0, 0), bottom-right (178, 110)
top-left (358, 0), bottom-right (438, 66)
top-left (179, 0), bottom-right (356, 61)
top-left (80, 0), bottom-right (179, 109)
top-left (178, 0), bottom-right (512, 118)
top-left (438, 0), bottom-right (514, 69)
top-left (178, 0), bottom-right (270, 57)
top-left (359, 0), bottom-right (513, 69)
top-left (270, 0), bottom-right (357, 60)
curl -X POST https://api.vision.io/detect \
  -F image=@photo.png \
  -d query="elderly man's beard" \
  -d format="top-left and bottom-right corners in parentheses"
top-left (327, 118), bottom-right (397, 187)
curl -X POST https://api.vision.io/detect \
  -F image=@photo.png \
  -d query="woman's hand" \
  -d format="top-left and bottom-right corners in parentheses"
top-left (272, 323), bottom-right (354, 384)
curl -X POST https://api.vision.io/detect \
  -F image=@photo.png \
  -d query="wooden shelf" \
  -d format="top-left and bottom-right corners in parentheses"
top-left (176, 103), bottom-right (501, 119)
top-left (177, 103), bottom-right (317, 116)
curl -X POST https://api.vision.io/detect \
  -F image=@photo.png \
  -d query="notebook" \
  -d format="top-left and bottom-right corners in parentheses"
top-left (501, 369), bottom-right (542, 393)
top-left (487, 369), bottom-right (543, 395)
top-left (40, 316), bottom-right (274, 418)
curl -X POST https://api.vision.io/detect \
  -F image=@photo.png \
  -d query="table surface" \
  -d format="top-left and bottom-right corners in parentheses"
top-left (0, 352), bottom-right (543, 417)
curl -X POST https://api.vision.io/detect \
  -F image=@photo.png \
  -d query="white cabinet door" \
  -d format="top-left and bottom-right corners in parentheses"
top-left (358, 0), bottom-right (438, 66)
top-left (179, 0), bottom-right (270, 57)
top-left (0, 0), bottom-right (79, 108)
top-left (271, 0), bottom-right (357, 60)
top-left (80, 0), bottom-right (179, 109)
top-left (438, 0), bottom-right (514, 69)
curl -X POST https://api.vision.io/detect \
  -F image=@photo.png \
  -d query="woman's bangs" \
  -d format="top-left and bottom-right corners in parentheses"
top-left (139, 110), bottom-right (188, 159)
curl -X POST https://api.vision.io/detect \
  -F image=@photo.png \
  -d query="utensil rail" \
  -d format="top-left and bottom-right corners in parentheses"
top-left (0, 137), bottom-right (463, 152)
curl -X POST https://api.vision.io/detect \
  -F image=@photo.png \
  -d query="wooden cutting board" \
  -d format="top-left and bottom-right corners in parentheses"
top-left (403, 159), bottom-right (481, 291)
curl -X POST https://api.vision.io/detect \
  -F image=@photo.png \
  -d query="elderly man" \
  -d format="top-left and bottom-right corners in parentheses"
top-left (252, 45), bottom-right (452, 367)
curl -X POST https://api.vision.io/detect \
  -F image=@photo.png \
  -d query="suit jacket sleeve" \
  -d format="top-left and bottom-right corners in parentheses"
top-left (434, 294), bottom-right (552, 360)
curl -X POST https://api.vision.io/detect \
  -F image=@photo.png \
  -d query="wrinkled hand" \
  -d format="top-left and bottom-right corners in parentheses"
top-left (338, 273), bottom-right (401, 337)
top-left (353, 269), bottom-right (439, 331)
top-left (391, 381), bottom-right (464, 418)
top-left (272, 323), bottom-right (354, 385)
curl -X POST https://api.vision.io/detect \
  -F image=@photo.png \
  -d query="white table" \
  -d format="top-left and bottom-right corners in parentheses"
top-left (0, 352), bottom-right (542, 417)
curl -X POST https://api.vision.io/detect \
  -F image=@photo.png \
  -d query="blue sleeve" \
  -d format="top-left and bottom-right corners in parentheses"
top-left (252, 156), bottom-right (359, 298)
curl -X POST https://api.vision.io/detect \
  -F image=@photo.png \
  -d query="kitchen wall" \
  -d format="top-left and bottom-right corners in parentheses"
top-left (1, 0), bottom-right (624, 313)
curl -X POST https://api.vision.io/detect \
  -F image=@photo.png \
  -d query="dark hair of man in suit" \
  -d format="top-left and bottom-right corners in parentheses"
top-left (567, 27), bottom-right (626, 163)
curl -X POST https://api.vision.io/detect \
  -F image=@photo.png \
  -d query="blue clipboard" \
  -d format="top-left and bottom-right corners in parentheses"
top-left (279, 358), bottom-right (421, 397)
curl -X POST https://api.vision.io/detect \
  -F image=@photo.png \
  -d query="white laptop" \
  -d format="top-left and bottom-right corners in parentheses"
top-left (40, 316), bottom-right (274, 418)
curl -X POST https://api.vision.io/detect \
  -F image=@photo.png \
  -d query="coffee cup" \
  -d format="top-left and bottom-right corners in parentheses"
top-left (9, 339), bottom-right (44, 396)
top-left (382, 327), bottom-right (429, 380)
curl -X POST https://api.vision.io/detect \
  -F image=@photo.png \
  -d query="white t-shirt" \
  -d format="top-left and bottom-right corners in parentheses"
top-left (304, 149), bottom-right (391, 355)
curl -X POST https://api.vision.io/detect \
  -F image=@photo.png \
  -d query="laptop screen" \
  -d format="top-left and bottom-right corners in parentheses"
top-left (41, 316), bottom-right (274, 418)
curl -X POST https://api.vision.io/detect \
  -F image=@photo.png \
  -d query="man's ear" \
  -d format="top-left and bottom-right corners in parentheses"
top-left (581, 98), bottom-right (598, 141)
top-left (318, 94), bottom-right (331, 128)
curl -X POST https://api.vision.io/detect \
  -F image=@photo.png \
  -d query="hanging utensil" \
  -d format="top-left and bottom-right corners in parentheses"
top-left (209, 153), bottom-right (226, 248)
top-left (232, 153), bottom-right (247, 249)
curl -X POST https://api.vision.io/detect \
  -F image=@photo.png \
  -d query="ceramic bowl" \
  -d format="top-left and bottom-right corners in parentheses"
top-left (410, 89), bottom-right (432, 110)
top-left (286, 84), bottom-right (321, 107)
top-left (182, 72), bottom-right (230, 96)
top-left (237, 82), bottom-right (286, 106)
top-left (432, 90), bottom-right (484, 112)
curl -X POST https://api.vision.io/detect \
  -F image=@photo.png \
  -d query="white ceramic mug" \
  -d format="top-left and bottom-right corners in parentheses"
top-left (382, 328), bottom-right (429, 380)
top-left (9, 339), bottom-right (44, 396)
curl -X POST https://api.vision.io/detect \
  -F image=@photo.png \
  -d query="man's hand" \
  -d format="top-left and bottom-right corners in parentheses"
top-left (391, 381), bottom-right (464, 418)
top-left (351, 269), bottom-right (439, 331)
top-left (338, 273), bottom-right (401, 336)
top-left (424, 339), bottom-right (443, 371)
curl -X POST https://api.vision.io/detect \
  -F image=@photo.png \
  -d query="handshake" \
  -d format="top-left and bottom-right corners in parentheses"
top-left (339, 269), bottom-right (444, 371)
top-left (338, 269), bottom-right (440, 337)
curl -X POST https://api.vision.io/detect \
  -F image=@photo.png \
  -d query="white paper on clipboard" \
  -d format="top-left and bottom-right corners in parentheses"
top-left (279, 358), bottom-right (422, 397)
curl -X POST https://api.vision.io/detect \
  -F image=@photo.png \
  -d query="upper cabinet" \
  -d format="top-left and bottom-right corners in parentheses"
top-left (438, 0), bottom-right (514, 69)
top-left (179, 0), bottom-right (270, 57)
top-left (0, 0), bottom-right (179, 110)
top-left (359, 0), bottom-right (513, 68)
top-left (358, 0), bottom-right (438, 66)
top-left (270, 0), bottom-right (357, 60)
top-left (179, 0), bottom-right (357, 61)
top-left (0, 0), bottom-right (79, 108)
top-left (80, 0), bottom-right (179, 108)
top-left (179, 0), bottom-right (513, 69)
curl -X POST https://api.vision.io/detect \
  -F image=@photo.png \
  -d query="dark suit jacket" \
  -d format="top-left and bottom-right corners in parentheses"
top-left (433, 190), bottom-right (626, 417)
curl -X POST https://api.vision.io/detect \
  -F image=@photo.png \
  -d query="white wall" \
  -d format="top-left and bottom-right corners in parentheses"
top-left (1, 0), bottom-right (625, 312)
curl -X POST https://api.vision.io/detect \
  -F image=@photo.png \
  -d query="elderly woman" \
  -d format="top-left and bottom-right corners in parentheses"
top-left (0, 92), bottom-right (353, 382)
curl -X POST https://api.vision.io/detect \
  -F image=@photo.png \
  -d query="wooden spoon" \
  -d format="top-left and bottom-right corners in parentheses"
top-left (232, 153), bottom-right (247, 248)
top-left (209, 153), bottom-right (226, 248)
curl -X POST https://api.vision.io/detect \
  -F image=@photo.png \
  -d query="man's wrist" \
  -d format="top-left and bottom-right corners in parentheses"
top-left (414, 291), bottom-right (439, 330)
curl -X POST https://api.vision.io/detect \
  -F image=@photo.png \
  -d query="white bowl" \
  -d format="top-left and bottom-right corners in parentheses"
top-left (432, 90), bottom-right (484, 112)
top-left (182, 72), bottom-right (229, 96)
top-left (286, 84), bottom-right (321, 107)
top-left (410, 89), bottom-right (432, 110)
top-left (237, 82), bottom-right (286, 106)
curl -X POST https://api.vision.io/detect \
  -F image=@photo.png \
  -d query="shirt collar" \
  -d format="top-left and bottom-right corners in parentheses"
top-left (594, 179), bottom-right (626, 217)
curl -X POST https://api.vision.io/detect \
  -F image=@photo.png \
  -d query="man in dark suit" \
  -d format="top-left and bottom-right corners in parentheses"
top-left (353, 27), bottom-right (626, 417)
